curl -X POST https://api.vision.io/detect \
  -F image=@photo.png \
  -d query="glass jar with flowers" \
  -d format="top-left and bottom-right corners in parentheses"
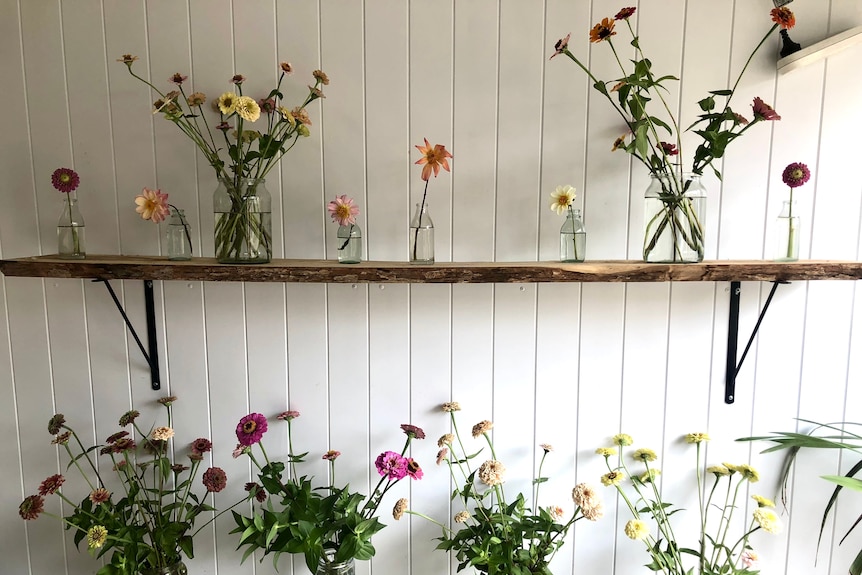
top-left (401, 402), bottom-right (603, 575)
top-left (551, 6), bottom-right (796, 262)
top-left (230, 411), bottom-right (425, 574)
top-left (774, 161), bottom-right (810, 261)
top-left (134, 187), bottom-right (194, 260)
top-left (53, 167), bottom-right (86, 259)
top-left (18, 396), bottom-right (249, 575)
top-left (327, 195), bottom-right (362, 263)
top-left (596, 432), bottom-right (783, 574)
top-left (410, 138), bottom-right (453, 264)
top-left (118, 56), bottom-right (329, 264)
top-left (550, 185), bottom-right (586, 262)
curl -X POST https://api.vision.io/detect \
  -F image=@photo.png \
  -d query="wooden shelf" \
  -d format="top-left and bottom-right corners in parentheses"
top-left (777, 25), bottom-right (862, 74)
top-left (2, 255), bottom-right (862, 284)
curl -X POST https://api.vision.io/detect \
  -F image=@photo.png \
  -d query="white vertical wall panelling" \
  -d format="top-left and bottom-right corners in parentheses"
top-left (409, 0), bottom-right (454, 262)
top-left (573, 283), bottom-right (625, 573)
top-left (365, 1), bottom-right (409, 262)
top-left (276, 0), bottom-right (325, 260)
top-left (408, 284), bottom-right (453, 575)
top-left (541, 0), bottom-right (591, 262)
top-left (496, 0), bottom-right (543, 261)
top-left (533, 283), bottom-right (581, 573)
top-left (367, 283), bottom-right (411, 575)
top-left (452, 0), bottom-right (496, 262)
top-left (583, 0), bottom-right (630, 260)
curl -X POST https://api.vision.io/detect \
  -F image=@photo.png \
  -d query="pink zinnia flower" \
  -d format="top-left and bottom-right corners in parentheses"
top-left (741, 550), bottom-right (759, 568)
top-left (236, 413), bottom-right (268, 446)
top-left (782, 162), bottom-right (810, 188)
top-left (89, 487), bottom-right (111, 504)
top-left (51, 168), bottom-right (80, 194)
top-left (258, 98), bottom-right (276, 114)
top-left (401, 424), bottom-right (426, 440)
top-left (751, 97), bottom-right (781, 121)
top-left (231, 74), bottom-right (246, 85)
top-left (406, 458), bottom-right (423, 480)
top-left (191, 437), bottom-right (213, 455)
top-left (38, 474), bottom-right (65, 496)
top-left (327, 195), bottom-right (360, 226)
top-left (322, 450), bottom-right (341, 461)
top-left (232, 443), bottom-right (247, 458)
top-left (276, 410), bottom-right (301, 421)
top-left (375, 451), bottom-right (408, 480)
top-left (550, 33), bottom-right (570, 60)
top-left (216, 122), bottom-right (231, 131)
top-left (135, 187), bottom-right (170, 223)
top-left (169, 72), bottom-right (188, 85)
top-left (202, 467), bottom-right (227, 492)
top-left (19, 495), bottom-right (44, 520)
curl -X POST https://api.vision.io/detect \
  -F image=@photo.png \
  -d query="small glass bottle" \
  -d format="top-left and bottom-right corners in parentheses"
top-left (774, 200), bottom-right (800, 261)
top-left (337, 223), bottom-right (362, 263)
top-left (166, 209), bottom-right (193, 261)
top-left (57, 192), bottom-right (86, 259)
top-left (409, 202), bottom-right (434, 264)
top-left (560, 208), bottom-right (586, 262)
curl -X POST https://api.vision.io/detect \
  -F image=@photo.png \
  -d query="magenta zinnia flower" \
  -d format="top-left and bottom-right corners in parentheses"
top-left (375, 451), bottom-right (408, 480)
top-left (327, 195), bottom-right (360, 226)
top-left (51, 168), bottom-right (80, 194)
top-left (38, 474), bottom-right (65, 496)
top-left (751, 97), bottom-right (781, 121)
top-left (202, 467), bottom-right (227, 492)
top-left (782, 162), bottom-right (810, 188)
top-left (276, 410), bottom-right (301, 421)
top-left (236, 413), bottom-right (268, 446)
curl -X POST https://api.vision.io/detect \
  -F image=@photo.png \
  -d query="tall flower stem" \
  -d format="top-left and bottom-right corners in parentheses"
top-left (412, 179), bottom-right (430, 261)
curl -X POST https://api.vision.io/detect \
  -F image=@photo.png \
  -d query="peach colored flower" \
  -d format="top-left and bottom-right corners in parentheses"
top-left (135, 187), bottom-right (170, 223)
top-left (415, 138), bottom-right (453, 182)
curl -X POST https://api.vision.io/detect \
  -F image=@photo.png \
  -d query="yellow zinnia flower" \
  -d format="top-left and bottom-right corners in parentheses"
top-left (235, 96), bottom-right (261, 122)
top-left (624, 519), bottom-right (649, 540)
top-left (595, 447), bottom-right (617, 457)
top-left (612, 433), bottom-right (633, 446)
top-left (217, 92), bottom-right (237, 115)
top-left (600, 471), bottom-right (624, 487)
top-left (685, 432), bottom-right (710, 444)
top-left (87, 525), bottom-right (108, 549)
top-left (632, 448), bottom-right (658, 462)
top-left (753, 508), bottom-right (782, 534)
top-left (752, 494), bottom-right (775, 508)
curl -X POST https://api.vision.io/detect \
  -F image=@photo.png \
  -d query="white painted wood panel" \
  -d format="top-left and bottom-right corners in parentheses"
top-left (4, 2), bottom-right (862, 574)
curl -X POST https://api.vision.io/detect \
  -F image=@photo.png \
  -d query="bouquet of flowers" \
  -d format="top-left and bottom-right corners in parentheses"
top-left (551, 6), bottom-right (795, 262)
top-left (230, 411), bottom-right (424, 573)
top-left (596, 433), bottom-right (782, 574)
top-left (413, 402), bottom-right (603, 575)
top-left (117, 54), bottom-right (328, 263)
top-left (18, 397), bottom-right (243, 575)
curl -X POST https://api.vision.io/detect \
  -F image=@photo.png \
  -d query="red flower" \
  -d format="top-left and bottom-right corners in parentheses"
top-left (38, 474), bottom-right (65, 496)
top-left (202, 467), bottom-right (227, 492)
top-left (751, 97), bottom-right (781, 121)
top-left (401, 423), bottom-right (426, 440)
top-left (19, 495), bottom-right (44, 520)
top-left (660, 142), bottom-right (679, 156)
top-left (51, 168), bottom-right (79, 194)
top-left (615, 7), bottom-right (636, 20)
top-left (782, 162), bottom-right (810, 188)
top-left (770, 7), bottom-right (795, 30)
top-left (191, 437), bottom-right (213, 455)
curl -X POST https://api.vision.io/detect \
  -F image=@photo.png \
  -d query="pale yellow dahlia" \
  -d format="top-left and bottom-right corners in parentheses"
top-left (753, 508), bottom-right (782, 534)
top-left (624, 519), bottom-right (649, 540)
top-left (737, 464), bottom-right (760, 483)
top-left (550, 185), bottom-right (576, 215)
top-left (752, 494), bottom-right (775, 508)
top-left (595, 446), bottom-right (617, 457)
top-left (234, 96), bottom-right (261, 122)
top-left (707, 465), bottom-right (730, 476)
top-left (632, 448), bottom-right (658, 462)
top-left (612, 433), bottom-right (634, 446)
top-left (685, 432), bottom-right (710, 444)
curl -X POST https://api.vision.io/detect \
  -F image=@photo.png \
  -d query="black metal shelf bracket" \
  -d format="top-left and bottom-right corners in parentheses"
top-left (94, 279), bottom-right (160, 390)
top-left (725, 280), bottom-right (787, 404)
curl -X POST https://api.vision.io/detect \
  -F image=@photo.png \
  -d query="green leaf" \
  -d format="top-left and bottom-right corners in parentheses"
top-left (851, 546), bottom-right (862, 575)
top-left (709, 89), bottom-right (733, 96)
top-left (822, 475), bottom-right (862, 491)
top-left (698, 96), bottom-right (716, 112)
top-left (593, 81), bottom-right (608, 96)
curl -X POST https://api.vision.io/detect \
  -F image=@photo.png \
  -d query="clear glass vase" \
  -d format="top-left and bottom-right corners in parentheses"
top-left (642, 172), bottom-right (706, 263)
top-left (213, 177), bottom-right (272, 263)
top-left (166, 208), bottom-right (193, 261)
top-left (336, 224), bottom-right (362, 263)
top-left (774, 200), bottom-right (800, 261)
top-left (315, 550), bottom-right (355, 575)
top-left (409, 202), bottom-right (434, 264)
top-left (560, 208), bottom-right (586, 262)
top-left (139, 560), bottom-right (188, 575)
top-left (57, 192), bottom-right (86, 259)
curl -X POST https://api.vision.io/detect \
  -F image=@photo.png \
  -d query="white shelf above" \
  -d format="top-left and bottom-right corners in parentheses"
top-left (778, 25), bottom-right (862, 74)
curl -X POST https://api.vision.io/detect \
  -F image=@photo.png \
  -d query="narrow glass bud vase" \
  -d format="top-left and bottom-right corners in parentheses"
top-left (409, 202), bottom-right (434, 264)
top-left (166, 209), bottom-right (193, 261)
top-left (560, 208), bottom-right (586, 262)
top-left (57, 192), bottom-right (85, 259)
top-left (337, 223), bottom-right (362, 263)
top-left (774, 200), bottom-right (800, 261)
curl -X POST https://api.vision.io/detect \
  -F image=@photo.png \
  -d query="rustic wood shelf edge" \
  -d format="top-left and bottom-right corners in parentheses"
top-left (2, 255), bottom-right (862, 283)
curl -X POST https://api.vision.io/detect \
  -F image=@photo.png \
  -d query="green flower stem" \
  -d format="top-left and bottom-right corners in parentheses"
top-left (533, 450), bottom-right (548, 515)
top-left (63, 433), bottom-right (99, 492)
top-left (189, 493), bottom-right (252, 538)
top-left (287, 419), bottom-right (298, 481)
top-left (404, 509), bottom-right (453, 535)
top-left (785, 188), bottom-right (796, 258)
top-left (566, 205), bottom-right (580, 261)
top-left (176, 459), bottom-right (200, 524)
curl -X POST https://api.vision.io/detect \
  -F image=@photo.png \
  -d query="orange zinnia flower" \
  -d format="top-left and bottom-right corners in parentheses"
top-left (589, 18), bottom-right (616, 43)
top-left (415, 138), bottom-right (453, 182)
top-left (770, 7), bottom-right (795, 30)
